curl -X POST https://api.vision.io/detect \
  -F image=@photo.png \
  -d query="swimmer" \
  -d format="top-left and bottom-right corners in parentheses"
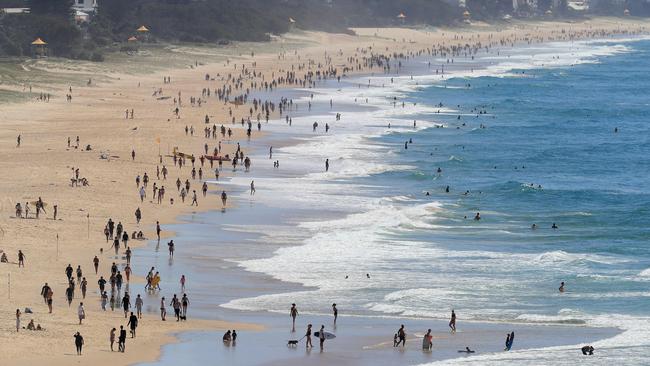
top-left (559, 281), bottom-right (565, 293)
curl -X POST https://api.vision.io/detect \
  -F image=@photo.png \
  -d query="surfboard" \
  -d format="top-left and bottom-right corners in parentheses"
top-left (313, 331), bottom-right (336, 340)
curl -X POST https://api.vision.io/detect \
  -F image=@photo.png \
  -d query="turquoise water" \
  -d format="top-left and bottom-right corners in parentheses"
top-left (217, 37), bottom-right (650, 364)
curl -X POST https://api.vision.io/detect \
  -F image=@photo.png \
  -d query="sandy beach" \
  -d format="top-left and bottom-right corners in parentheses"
top-left (0, 17), bottom-right (647, 365)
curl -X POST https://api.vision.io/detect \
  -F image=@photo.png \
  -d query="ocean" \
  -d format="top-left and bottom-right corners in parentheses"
top-left (138, 36), bottom-right (650, 365)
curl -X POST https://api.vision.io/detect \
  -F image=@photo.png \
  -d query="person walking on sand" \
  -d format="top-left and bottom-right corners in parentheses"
top-left (110, 327), bottom-right (116, 351)
top-left (305, 324), bottom-right (313, 348)
top-left (449, 310), bottom-right (457, 332)
top-left (250, 180), bottom-right (255, 195)
top-left (180, 275), bottom-right (186, 292)
top-left (290, 303), bottom-right (298, 330)
top-left (93, 256), bottom-right (99, 274)
top-left (74, 332), bottom-right (84, 355)
top-left (101, 291), bottom-right (108, 311)
top-left (16, 309), bottom-right (21, 332)
top-left (118, 325), bottom-right (127, 352)
top-left (78, 302), bottom-right (85, 324)
top-left (171, 295), bottom-right (181, 321)
top-left (135, 294), bottom-right (143, 318)
top-left (191, 190), bottom-right (198, 206)
top-left (81, 277), bottom-right (87, 299)
top-left (18, 250), bottom-right (25, 267)
top-left (160, 296), bottom-right (167, 321)
top-left (122, 293), bottom-right (131, 318)
top-left (40, 282), bottom-right (51, 304)
top-left (127, 312), bottom-right (138, 338)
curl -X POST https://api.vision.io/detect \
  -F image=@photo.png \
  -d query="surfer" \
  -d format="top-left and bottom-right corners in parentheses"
top-left (559, 281), bottom-right (565, 293)
top-left (504, 331), bottom-right (514, 351)
top-left (458, 347), bottom-right (475, 353)
top-left (581, 345), bottom-right (594, 355)
top-left (552, 223), bottom-right (558, 229)
top-left (325, 159), bottom-right (329, 172)
top-left (474, 212), bottom-right (481, 221)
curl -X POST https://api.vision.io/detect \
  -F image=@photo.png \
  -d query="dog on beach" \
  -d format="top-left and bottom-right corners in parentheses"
top-left (179, 315), bottom-right (187, 321)
top-left (287, 340), bottom-right (299, 347)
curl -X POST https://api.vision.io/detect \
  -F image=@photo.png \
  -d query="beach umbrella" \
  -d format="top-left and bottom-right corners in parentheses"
top-left (289, 17), bottom-right (296, 23)
top-left (624, 9), bottom-right (630, 16)
top-left (397, 12), bottom-right (406, 24)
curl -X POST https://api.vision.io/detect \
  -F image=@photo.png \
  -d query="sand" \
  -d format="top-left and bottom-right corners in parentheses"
top-left (0, 17), bottom-right (646, 365)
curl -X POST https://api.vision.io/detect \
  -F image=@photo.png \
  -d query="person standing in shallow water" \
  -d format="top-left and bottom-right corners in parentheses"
top-left (319, 325), bottom-right (326, 351)
top-left (332, 303), bottom-right (338, 324)
top-left (305, 324), bottom-right (312, 348)
top-left (290, 303), bottom-right (298, 330)
top-left (449, 310), bottom-right (457, 332)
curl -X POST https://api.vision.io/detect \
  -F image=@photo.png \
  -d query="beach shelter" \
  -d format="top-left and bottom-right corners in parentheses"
top-left (462, 10), bottom-right (471, 23)
top-left (31, 37), bottom-right (48, 58)
top-left (136, 25), bottom-right (150, 41)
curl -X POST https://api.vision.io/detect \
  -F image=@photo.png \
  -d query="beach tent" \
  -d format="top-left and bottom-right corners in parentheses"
top-left (31, 38), bottom-right (47, 58)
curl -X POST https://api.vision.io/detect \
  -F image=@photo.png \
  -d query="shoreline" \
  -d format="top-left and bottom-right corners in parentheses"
top-left (136, 29), bottom-right (644, 365)
top-left (0, 17), bottom-right (647, 365)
